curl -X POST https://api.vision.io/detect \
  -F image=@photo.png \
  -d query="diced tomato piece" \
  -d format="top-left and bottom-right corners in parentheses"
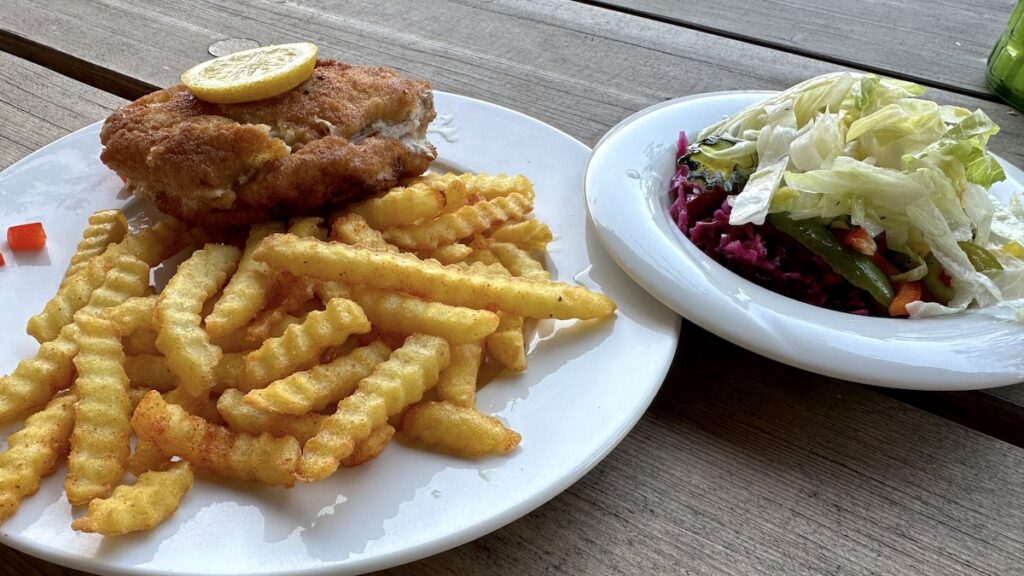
top-left (841, 227), bottom-right (877, 256)
top-left (888, 280), bottom-right (923, 317)
top-left (0, 251), bottom-right (5, 267)
top-left (7, 222), bottom-right (47, 250)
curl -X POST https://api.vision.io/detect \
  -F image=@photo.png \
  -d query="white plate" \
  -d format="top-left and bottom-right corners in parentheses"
top-left (0, 92), bottom-right (680, 575)
top-left (585, 91), bottom-right (1024, 391)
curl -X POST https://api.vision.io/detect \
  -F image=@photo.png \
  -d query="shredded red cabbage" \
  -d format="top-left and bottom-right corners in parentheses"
top-left (669, 131), bottom-right (872, 315)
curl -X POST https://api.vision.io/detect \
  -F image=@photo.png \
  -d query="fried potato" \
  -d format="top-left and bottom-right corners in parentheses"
top-left (242, 297), bottom-right (370, 389)
top-left (427, 173), bottom-right (534, 201)
top-left (340, 424), bottom-right (394, 468)
top-left (132, 391), bottom-right (299, 486)
top-left (0, 394), bottom-right (75, 523)
top-left (349, 180), bottom-right (446, 228)
top-left (487, 312), bottom-right (527, 372)
top-left (253, 235), bottom-right (616, 320)
top-left (164, 387), bottom-right (223, 424)
top-left (206, 222), bottom-right (285, 338)
top-left (0, 252), bottom-right (149, 424)
top-left (217, 389), bottom-right (323, 444)
top-left (212, 352), bottom-right (247, 392)
top-left (105, 295), bottom-right (157, 333)
top-left (382, 192), bottom-right (533, 250)
top-left (330, 213), bottom-right (399, 252)
top-left (415, 243), bottom-right (473, 264)
top-left (244, 271), bottom-right (316, 342)
top-left (244, 341), bottom-right (390, 415)
top-left (400, 401), bottom-right (520, 458)
top-left (126, 438), bottom-right (171, 477)
top-left (155, 244), bottom-right (240, 396)
top-left (62, 210), bottom-right (129, 284)
top-left (347, 285), bottom-right (499, 344)
top-left (487, 241), bottom-right (549, 280)
top-left (487, 219), bottom-right (553, 252)
top-left (287, 216), bottom-right (328, 240)
top-left (124, 354), bottom-right (177, 392)
top-left (65, 312), bottom-right (132, 505)
top-left (25, 219), bottom-right (182, 344)
top-left (298, 334), bottom-right (450, 482)
top-left (72, 461), bottom-right (193, 536)
top-left (436, 341), bottom-right (483, 408)
top-left (123, 329), bottom-right (160, 356)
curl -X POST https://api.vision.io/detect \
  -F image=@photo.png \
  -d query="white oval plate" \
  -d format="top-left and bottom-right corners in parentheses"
top-left (0, 92), bottom-right (680, 575)
top-left (585, 91), bottom-right (1024, 391)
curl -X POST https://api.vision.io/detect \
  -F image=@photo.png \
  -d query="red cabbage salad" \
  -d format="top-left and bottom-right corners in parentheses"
top-left (668, 72), bottom-right (1024, 318)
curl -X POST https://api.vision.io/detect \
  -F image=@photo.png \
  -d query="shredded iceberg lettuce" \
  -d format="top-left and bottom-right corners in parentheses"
top-left (692, 71), bottom-right (1024, 318)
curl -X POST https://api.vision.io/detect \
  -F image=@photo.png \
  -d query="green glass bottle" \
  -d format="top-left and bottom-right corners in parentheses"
top-left (987, 1), bottom-right (1024, 110)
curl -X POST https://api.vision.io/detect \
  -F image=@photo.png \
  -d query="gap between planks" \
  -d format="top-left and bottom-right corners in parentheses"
top-left (574, 0), bottom-right (1003, 103)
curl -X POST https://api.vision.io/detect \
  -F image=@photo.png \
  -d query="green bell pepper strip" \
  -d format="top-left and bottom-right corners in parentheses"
top-left (957, 241), bottom-right (1003, 271)
top-left (922, 253), bottom-right (955, 304)
top-left (767, 213), bottom-right (895, 307)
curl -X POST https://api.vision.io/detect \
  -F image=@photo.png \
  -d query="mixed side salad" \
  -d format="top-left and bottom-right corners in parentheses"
top-left (669, 72), bottom-right (1024, 318)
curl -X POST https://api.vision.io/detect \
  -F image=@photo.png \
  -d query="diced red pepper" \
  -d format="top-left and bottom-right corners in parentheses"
top-left (0, 251), bottom-right (5, 267)
top-left (7, 222), bottom-right (47, 251)
top-left (888, 280), bottom-right (923, 317)
top-left (840, 227), bottom-right (877, 256)
top-left (870, 252), bottom-right (901, 278)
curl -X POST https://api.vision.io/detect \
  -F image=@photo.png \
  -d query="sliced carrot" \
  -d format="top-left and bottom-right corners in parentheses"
top-left (888, 280), bottom-right (922, 317)
top-left (841, 227), bottom-right (877, 256)
top-left (7, 222), bottom-right (47, 250)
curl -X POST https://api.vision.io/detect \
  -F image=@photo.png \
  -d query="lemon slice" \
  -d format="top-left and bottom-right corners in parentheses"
top-left (181, 42), bottom-right (318, 104)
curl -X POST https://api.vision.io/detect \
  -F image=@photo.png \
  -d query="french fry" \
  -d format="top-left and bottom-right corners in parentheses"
top-left (427, 173), bottom-right (534, 201)
top-left (340, 424), bottom-right (394, 467)
top-left (123, 330), bottom-right (160, 356)
top-left (347, 285), bottom-right (499, 344)
top-left (0, 394), bottom-right (76, 523)
top-left (25, 219), bottom-right (182, 344)
top-left (164, 387), bottom-right (223, 425)
top-left (487, 312), bottom-right (527, 372)
top-left (72, 461), bottom-right (193, 535)
top-left (217, 389), bottom-right (323, 444)
top-left (330, 213), bottom-right (399, 252)
top-left (287, 216), bottom-right (327, 240)
top-left (487, 241), bottom-right (549, 280)
top-left (415, 243), bottom-right (473, 264)
top-left (0, 252), bottom-right (149, 424)
top-left (126, 438), bottom-right (171, 477)
top-left (253, 235), bottom-right (616, 320)
top-left (436, 341), bottom-right (483, 408)
top-left (438, 179), bottom-right (472, 212)
top-left (155, 244), bottom-right (240, 396)
top-left (65, 312), bottom-right (132, 505)
top-left (61, 209), bottom-right (129, 284)
top-left (488, 220), bottom-right (553, 252)
top-left (244, 341), bottom-right (391, 415)
top-left (124, 354), bottom-right (177, 392)
top-left (206, 222), bottom-right (285, 338)
top-left (298, 334), bottom-right (450, 482)
top-left (132, 391), bottom-right (299, 487)
top-left (105, 295), bottom-right (157, 333)
top-left (242, 297), bottom-right (370, 390)
top-left (348, 181), bottom-right (446, 228)
top-left (244, 271), bottom-right (316, 342)
top-left (400, 402), bottom-right (521, 458)
top-left (382, 192), bottom-right (534, 250)
top-left (212, 352), bottom-right (246, 392)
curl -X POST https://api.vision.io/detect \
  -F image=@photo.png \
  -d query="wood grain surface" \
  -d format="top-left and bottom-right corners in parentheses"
top-left (1, 1), bottom-right (1024, 575)
top-left (590, 0), bottom-right (1016, 98)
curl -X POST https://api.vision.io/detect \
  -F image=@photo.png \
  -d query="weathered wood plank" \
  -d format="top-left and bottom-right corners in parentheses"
top-left (0, 51), bottom-right (123, 170)
top-left (2, 0), bottom-right (1022, 409)
top-left (591, 0), bottom-right (1015, 98)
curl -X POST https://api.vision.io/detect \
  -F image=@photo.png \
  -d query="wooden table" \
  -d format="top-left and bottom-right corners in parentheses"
top-left (2, 1), bottom-right (1024, 574)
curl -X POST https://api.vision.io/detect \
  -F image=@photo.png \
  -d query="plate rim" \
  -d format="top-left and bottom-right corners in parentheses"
top-left (584, 89), bottom-right (1024, 391)
top-left (0, 90), bottom-right (680, 576)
